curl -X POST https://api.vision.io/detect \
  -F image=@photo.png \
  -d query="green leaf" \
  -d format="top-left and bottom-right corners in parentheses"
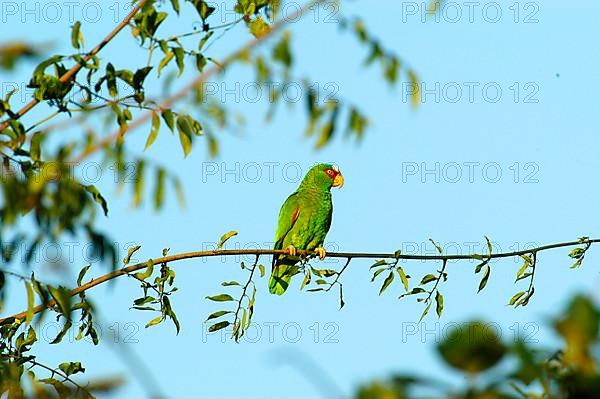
top-left (123, 245), bottom-right (141, 265)
top-left (71, 21), bottom-right (83, 49)
top-left (133, 296), bottom-right (155, 306)
top-left (569, 247), bottom-right (585, 259)
top-left (379, 271), bottom-right (394, 295)
top-left (435, 291), bottom-right (444, 318)
top-left (474, 259), bottom-right (488, 274)
top-left (30, 131), bottom-right (43, 161)
top-left (134, 260), bottom-right (154, 280)
top-left (58, 362), bottom-right (85, 376)
top-left (145, 112), bottom-right (160, 150)
top-left (39, 378), bottom-right (70, 397)
top-left (77, 264), bottom-right (91, 286)
top-left (50, 320), bottom-right (72, 344)
top-left (407, 69), bottom-right (420, 108)
top-left (173, 47), bottom-right (185, 76)
top-left (133, 159), bottom-right (145, 207)
top-left (196, 1), bottom-right (215, 19)
top-left (420, 274), bottom-right (437, 285)
top-left (515, 259), bottom-right (530, 281)
top-left (84, 185), bottom-right (109, 216)
top-left (33, 55), bottom-right (64, 77)
top-left (221, 281), bottom-right (240, 286)
top-left (198, 31), bottom-right (213, 51)
top-left (163, 296), bottom-right (180, 334)
top-left (369, 260), bottom-right (388, 269)
top-left (371, 267), bottom-right (385, 282)
top-left (145, 316), bottom-right (163, 328)
top-left (248, 16), bottom-right (271, 38)
top-left (437, 321), bottom-right (506, 372)
top-left (310, 268), bottom-right (337, 278)
top-left (176, 115), bottom-right (194, 157)
top-left (516, 287), bottom-right (535, 307)
top-left (428, 239), bottom-right (443, 254)
top-left (25, 281), bottom-right (34, 324)
top-left (106, 63), bottom-right (118, 97)
top-left (399, 287), bottom-right (426, 299)
top-left (508, 291), bottom-right (525, 306)
top-left (571, 258), bottom-right (584, 269)
top-left (272, 32), bottom-right (292, 67)
top-left (206, 310), bottom-right (233, 321)
top-left (300, 272), bottom-right (311, 290)
top-left (154, 168), bottom-right (166, 210)
top-left (158, 51), bottom-right (174, 77)
top-left (208, 321), bottom-right (230, 332)
top-left (478, 265), bottom-right (491, 293)
top-left (196, 53), bottom-right (207, 72)
top-left (397, 267), bottom-right (409, 292)
top-left (133, 66), bottom-right (152, 90)
top-left (217, 230), bottom-right (238, 250)
top-left (258, 264), bottom-right (265, 278)
top-left (161, 109), bottom-right (175, 131)
top-left (206, 294), bottom-right (234, 302)
top-left (170, 0), bottom-right (180, 13)
top-left (484, 235), bottom-right (493, 254)
top-left (515, 272), bottom-right (532, 282)
top-left (419, 302), bottom-right (432, 322)
top-left (48, 286), bottom-right (72, 318)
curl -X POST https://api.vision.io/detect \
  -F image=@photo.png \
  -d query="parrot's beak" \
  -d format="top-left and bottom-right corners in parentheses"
top-left (332, 173), bottom-right (344, 188)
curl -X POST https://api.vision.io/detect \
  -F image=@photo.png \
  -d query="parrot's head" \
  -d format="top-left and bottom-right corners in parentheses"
top-left (300, 163), bottom-right (344, 190)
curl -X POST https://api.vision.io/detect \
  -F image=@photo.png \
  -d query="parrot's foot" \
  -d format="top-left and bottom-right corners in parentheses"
top-left (285, 245), bottom-right (297, 256)
top-left (315, 247), bottom-right (326, 260)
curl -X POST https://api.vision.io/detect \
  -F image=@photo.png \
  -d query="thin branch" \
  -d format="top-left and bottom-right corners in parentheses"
top-left (4, 353), bottom-right (91, 396)
top-left (0, 0), bottom-right (150, 131)
top-left (69, 0), bottom-right (326, 164)
top-left (325, 257), bottom-right (352, 292)
top-left (423, 259), bottom-right (447, 304)
top-left (232, 254), bottom-right (259, 338)
top-left (1, 237), bottom-right (598, 323)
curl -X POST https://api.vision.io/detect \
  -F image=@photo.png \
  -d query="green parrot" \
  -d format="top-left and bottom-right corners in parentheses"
top-left (269, 163), bottom-right (344, 295)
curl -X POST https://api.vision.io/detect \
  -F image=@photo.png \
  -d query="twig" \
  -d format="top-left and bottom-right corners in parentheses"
top-left (423, 259), bottom-right (447, 305)
top-left (325, 257), bottom-right (352, 292)
top-left (232, 254), bottom-right (260, 338)
top-left (0, 0), bottom-right (150, 131)
top-left (4, 353), bottom-right (91, 396)
top-left (1, 237), bottom-right (598, 323)
top-left (69, 0), bottom-right (327, 164)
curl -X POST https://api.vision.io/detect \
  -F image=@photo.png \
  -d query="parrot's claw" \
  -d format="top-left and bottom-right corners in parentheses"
top-left (285, 245), bottom-right (297, 257)
top-left (315, 247), bottom-right (326, 260)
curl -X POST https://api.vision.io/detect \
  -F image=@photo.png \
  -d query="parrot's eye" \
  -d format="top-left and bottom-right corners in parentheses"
top-left (325, 169), bottom-right (334, 177)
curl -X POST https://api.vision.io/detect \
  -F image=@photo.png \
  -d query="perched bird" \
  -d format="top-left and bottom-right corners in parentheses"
top-left (269, 163), bottom-right (344, 295)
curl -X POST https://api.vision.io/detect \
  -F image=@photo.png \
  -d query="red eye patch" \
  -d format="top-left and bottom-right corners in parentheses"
top-left (324, 168), bottom-right (337, 178)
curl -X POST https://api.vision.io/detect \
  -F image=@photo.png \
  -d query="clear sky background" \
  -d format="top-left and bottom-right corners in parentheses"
top-left (1, 1), bottom-right (600, 398)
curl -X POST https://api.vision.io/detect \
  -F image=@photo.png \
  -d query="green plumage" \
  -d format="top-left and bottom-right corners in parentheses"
top-left (269, 163), bottom-right (342, 295)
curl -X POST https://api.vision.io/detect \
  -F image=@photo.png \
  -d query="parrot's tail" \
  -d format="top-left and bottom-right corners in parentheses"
top-left (269, 257), bottom-right (300, 295)
top-left (269, 263), bottom-right (292, 295)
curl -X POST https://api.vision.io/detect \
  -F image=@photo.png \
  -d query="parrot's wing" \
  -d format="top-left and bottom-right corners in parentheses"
top-left (272, 192), bottom-right (301, 267)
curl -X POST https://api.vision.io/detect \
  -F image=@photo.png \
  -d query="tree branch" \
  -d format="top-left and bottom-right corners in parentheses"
top-left (0, 0), bottom-right (150, 132)
top-left (4, 353), bottom-right (91, 396)
top-left (1, 237), bottom-right (597, 323)
top-left (69, 0), bottom-right (326, 164)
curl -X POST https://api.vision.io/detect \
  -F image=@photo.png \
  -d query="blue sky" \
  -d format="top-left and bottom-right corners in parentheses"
top-left (2, 1), bottom-right (600, 398)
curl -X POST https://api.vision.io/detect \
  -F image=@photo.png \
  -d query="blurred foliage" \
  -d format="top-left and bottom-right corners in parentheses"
top-left (0, 42), bottom-right (42, 70)
top-left (355, 294), bottom-right (600, 399)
